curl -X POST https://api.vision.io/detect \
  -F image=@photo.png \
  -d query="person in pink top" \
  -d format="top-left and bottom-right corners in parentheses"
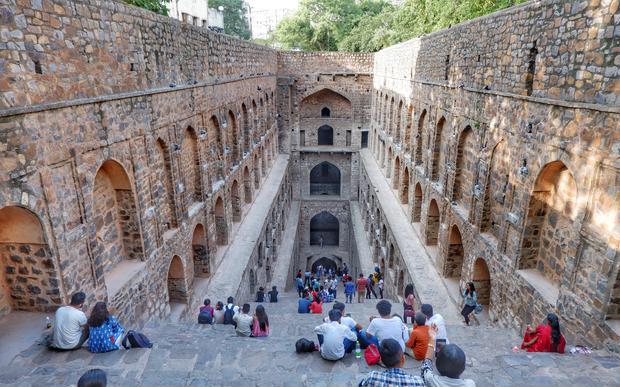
top-left (403, 284), bottom-right (415, 324)
top-left (251, 305), bottom-right (270, 337)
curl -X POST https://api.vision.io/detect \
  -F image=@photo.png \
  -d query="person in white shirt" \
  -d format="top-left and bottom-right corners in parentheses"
top-left (421, 303), bottom-right (449, 350)
top-left (50, 292), bottom-right (89, 350)
top-left (226, 296), bottom-right (240, 314)
top-left (314, 309), bottom-right (358, 360)
top-left (233, 303), bottom-right (253, 337)
top-left (365, 300), bottom-right (410, 351)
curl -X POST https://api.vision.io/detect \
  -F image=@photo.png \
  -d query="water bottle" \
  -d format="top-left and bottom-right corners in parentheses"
top-left (355, 341), bottom-right (361, 359)
top-left (46, 316), bottom-right (52, 329)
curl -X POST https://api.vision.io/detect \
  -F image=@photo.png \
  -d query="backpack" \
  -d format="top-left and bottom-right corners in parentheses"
top-left (364, 344), bottom-right (381, 365)
top-left (198, 311), bottom-right (213, 324)
top-left (122, 330), bottom-right (153, 349)
top-left (223, 305), bottom-right (235, 325)
top-left (295, 338), bottom-right (317, 353)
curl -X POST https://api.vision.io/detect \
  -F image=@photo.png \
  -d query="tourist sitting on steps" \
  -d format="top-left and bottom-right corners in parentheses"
top-left (49, 291), bottom-right (89, 351)
top-left (198, 298), bottom-right (214, 324)
top-left (359, 338), bottom-right (423, 386)
top-left (521, 313), bottom-right (566, 353)
top-left (421, 304), bottom-right (449, 351)
top-left (87, 302), bottom-right (125, 353)
top-left (298, 290), bottom-right (312, 313)
top-left (256, 287), bottom-right (266, 302)
top-left (325, 302), bottom-right (371, 349)
top-left (223, 297), bottom-right (239, 326)
top-left (233, 304), bottom-right (253, 337)
top-left (309, 295), bottom-right (323, 314)
top-left (77, 369), bottom-right (107, 387)
top-left (213, 301), bottom-right (225, 324)
top-left (421, 325), bottom-right (476, 386)
top-left (251, 304), bottom-right (270, 337)
top-left (460, 282), bottom-right (477, 326)
top-left (314, 309), bottom-right (358, 361)
top-left (268, 286), bottom-right (278, 303)
top-left (365, 300), bottom-right (409, 351)
top-left (406, 312), bottom-right (430, 360)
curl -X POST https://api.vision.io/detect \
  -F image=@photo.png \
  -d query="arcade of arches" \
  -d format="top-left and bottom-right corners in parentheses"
top-left (1, 0), bottom-right (619, 366)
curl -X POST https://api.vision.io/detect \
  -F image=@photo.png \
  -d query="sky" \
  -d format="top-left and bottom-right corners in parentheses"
top-left (246, 0), bottom-right (299, 11)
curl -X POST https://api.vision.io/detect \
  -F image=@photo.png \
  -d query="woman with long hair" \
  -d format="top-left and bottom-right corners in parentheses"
top-left (521, 313), bottom-right (566, 353)
top-left (251, 305), bottom-right (270, 337)
top-left (87, 302), bottom-right (125, 353)
top-left (403, 283), bottom-right (415, 325)
top-left (460, 282), bottom-right (477, 325)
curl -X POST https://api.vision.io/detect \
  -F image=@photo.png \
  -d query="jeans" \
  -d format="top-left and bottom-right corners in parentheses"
top-left (461, 304), bottom-right (476, 325)
top-left (345, 293), bottom-right (353, 303)
top-left (357, 328), bottom-right (379, 349)
top-left (366, 285), bottom-right (377, 299)
top-left (297, 286), bottom-right (304, 298)
top-left (332, 289), bottom-right (337, 299)
top-left (378, 287), bottom-right (383, 299)
top-left (317, 333), bottom-right (356, 355)
top-left (49, 327), bottom-right (89, 351)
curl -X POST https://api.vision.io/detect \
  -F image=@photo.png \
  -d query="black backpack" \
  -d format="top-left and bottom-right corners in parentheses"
top-left (223, 305), bottom-right (235, 325)
top-left (122, 330), bottom-right (153, 349)
top-left (295, 338), bottom-right (317, 353)
top-left (198, 311), bottom-right (213, 324)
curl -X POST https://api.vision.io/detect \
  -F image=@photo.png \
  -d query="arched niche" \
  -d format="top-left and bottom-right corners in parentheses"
top-left (310, 211), bottom-right (339, 246)
top-left (309, 161), bottom-right (341, 196)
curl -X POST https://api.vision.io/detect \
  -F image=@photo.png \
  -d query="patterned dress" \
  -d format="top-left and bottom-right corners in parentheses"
top-left (88, 316), bottom-right (125, 353)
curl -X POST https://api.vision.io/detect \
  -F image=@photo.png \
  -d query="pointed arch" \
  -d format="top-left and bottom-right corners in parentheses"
top-left (253, 154), bottom-right (260, 189)
top-left (412, 183), bottom-right (423, 222)
top-left (400, 167), bottom-right (410, 204)
top-left (318, 125), bottom-right (334, 146)
top-left (444, 225), bottom-right (464, 278)
top-left (251, 100), bottom-right (258, 145)
top-left (192, 224), bottom-right (210, 278)
top-left (310, 211), bottom-right (339, 246)
top-left (415, 110), bottom-right (426, 165)
top-left (425, 199), bottom-right (440, 245)
top-left (404, 104), bottom-right (413, 151)
top-left (431, 117), bottom-right (446, 182)
top-left (228, 110), bottom-right (239, 166)
top-left (395, 100), bottom-right (403, 142)
top-left (452, 125), bottom-right (476, 211)
top-left (208, 116), bottom-right (224, 183)
top-left (242, 103), bottom-right (250, 154)
top-left (231, 180), bottom-right (241, 222)
top-left (243, 166), bottom-right (252, 203)
top-left (473, 258), bottom-right (491, 305)
top-left (214, 196), bottom-right (228, 245)
top-left (386, 147), bottom-right (393, 177)
top-left (393, 156), bottom-right (401, 189)
top-left (167, 255), bottom-right (187, 303)
top-left (155, 139), bottom-right (177, 229)
top-left (300, 88), bottom-right (352, 119)
top-left (481, 141), bottom-right (509, 237)
top-left (310, 161), bottom-right (341, 196)
top-left (181, 127), bottom-right (202, 203)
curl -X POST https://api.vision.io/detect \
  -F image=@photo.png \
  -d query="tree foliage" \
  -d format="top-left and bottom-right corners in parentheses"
top-left (209, 0), bottom-right (252, 40)
top-left (272, 0), bottom-right (528, 52)
top-left (124, 0), bottom-right (169, 16)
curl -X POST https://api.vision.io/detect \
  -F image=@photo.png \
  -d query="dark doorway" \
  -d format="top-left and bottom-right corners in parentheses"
top-left (318, 125), bottom-right (334, 145)
top-left (311, 257), bottom-right (337, 274)
top-left (310, 211), bottom-right (339, 246)
top-left (361, 131), bottom-right (369, 148)
top-left (310, 161), bottom-right (341, 195)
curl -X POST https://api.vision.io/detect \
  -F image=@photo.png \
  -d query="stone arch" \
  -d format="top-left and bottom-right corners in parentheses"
top-left (310, 211), bottom-right (339, 246)
top-left (431, 117), bottom-right (446, 182)
top-left (425, 199), bottom-right (440, 245)
top-left (473, 257), bottom-right (491, 305)
top-left (395, 100), bottom-right (403, 141)
top-left (249, 269), bottom-right (256, 295)
top-left (257, 242), bottom-right (264, 267)
top-left (415, 109), bottom-right (426, 165)
top-left (412, 183), bottom-right (423, 222)
top-left (155, 139), bottom-right (177, 229)
top-left (321, 107), bottom-right (331, 117)
top-left (228, 110), bottom-right (239, 166)
top-left (231, 180), bottom-right (241, 222)
top-left (192, 224), bottom-right (210, 278)
top-left (259, 97), bottom-right (265, 135)
top-left (318, 125), bottom-right (334, 146)
top-left (383, 94), bottom-right (389, 126)
top-left (389, 243), bottom-right (395, 269)
top-left (444, 225), bottom-right (464, 278)
top-left (312, 257), bottom-right (337, 273)
top-left (452, 125), bottom-right (476, 211)
top-left (243, 166), bottom-right (252, 203)
top-left (519, 161), bottom-right (577, 285)
top-left (398, 270), bottom-right (405, 297)
top-left (400, 167), bottom-right (409, 204)
top-left (167, 255), bottom-right (187, 304)
top-left (208, 116), bottom-right (224, 182)
top-left (392, 156), bottom-right (401, 189)
top-left (93, 160), bottom-right (144, 278)
top-left (0, 206), bottom-right (60, 318)
top-left (404, 104), bottom-right (413, 151)
top-left (389, 97), bottom-right (395, 135)
top-left (181, 126), bottom-right (202, 203)
top-left (253, 154), bottom-right (260, 189)
top-left (386, 147), bottom-right (393, 177)
top-left (242, 103), bottom-right (250, 154)
top-left (481, 141), bottom-right (509, 238)
top-left (251, 100), bottom-right (259, 144)
top-left (214, 196), bottom-right (228, 245)
top-left (381, 224), bottom-right (387, 246)
top-left (300, 88), bottom-right (353, 119)
top-left (310, 161), bottom-right (341, 196)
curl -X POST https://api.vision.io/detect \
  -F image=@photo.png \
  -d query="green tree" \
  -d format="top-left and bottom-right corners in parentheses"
top-left (124, 0), bottom-right (169, 16)
top-left (209, 0), bottom-right (252, 40)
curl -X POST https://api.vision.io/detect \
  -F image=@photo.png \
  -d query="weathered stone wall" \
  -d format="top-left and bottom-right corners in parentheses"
top-left (0, 0), bottom-right (279, 327)
top-left (369, 0), bottom-right (620, 348)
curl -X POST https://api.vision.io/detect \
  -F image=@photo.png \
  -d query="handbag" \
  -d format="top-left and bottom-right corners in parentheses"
top-left (364, 344), bottom-right (381, 366)
top-left (474, 303), bottom-right (483, 314)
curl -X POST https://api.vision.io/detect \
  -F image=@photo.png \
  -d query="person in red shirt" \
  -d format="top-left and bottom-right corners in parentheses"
top-left (356, 273), bottom-right (367, 303)
top-left (406, 312), bottom-right (430, 360)
top-left (309, 296), bottom-right (323, 314)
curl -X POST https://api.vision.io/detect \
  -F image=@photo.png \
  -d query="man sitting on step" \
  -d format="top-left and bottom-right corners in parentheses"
top-left (314, 309), bottom-right (358, 361)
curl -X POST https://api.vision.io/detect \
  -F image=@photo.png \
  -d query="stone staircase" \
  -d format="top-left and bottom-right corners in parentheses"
top-left (1, 292), bottom-right (619, 386)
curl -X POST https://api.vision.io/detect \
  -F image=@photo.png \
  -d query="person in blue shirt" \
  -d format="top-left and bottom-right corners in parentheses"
top-left (296, 276), bottom-right (304, 297)
top-left (344, 277), bottom-right (355, 304)
top-left (298, 290), bottom-right (312, 313)
top-left (87, 302), bottom-right (125, 353)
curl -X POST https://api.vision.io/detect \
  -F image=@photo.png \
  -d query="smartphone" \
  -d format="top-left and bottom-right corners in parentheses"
top-left (435, 339), bottom-right (446, 353)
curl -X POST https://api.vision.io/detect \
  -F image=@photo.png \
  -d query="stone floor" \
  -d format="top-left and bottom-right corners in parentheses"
top-left (2, 291), bottom-right (619, 386)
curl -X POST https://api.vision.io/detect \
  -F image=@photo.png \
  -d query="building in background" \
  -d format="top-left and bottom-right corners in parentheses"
top-left (168, 0), bottom-right (224, 32)
top-left (249, 7), bottom-right (294, 39)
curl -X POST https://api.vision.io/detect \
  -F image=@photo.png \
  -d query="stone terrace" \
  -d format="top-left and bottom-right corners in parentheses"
top-left (1, 292), bottom-right (620, 386)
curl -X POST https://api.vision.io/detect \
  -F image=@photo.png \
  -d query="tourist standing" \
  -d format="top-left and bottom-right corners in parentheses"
top-left (461, 282), bottom-right (477, 326)
top-left (87, 302), bottom-right (125, 353)
top-left (366, 275), bottom-right (378, 299)
top-left (403, 284), bottom-right (416, 325)
top-left (356, 273), bottom-right (367, 303)
top-left (377, 278), bottom-right (384, 299)
top-left (50, 292), bottom-right (89, 351)
top-left (344, 277), bottom-right (355, 304)
top-left (296, 276), bottom-right (304, 298)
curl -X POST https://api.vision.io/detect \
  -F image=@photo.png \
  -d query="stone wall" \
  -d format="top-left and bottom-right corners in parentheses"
top-left (0, 0), bottom-right (279, 327)
top-left (369, 0), bottom-right (620, 348)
